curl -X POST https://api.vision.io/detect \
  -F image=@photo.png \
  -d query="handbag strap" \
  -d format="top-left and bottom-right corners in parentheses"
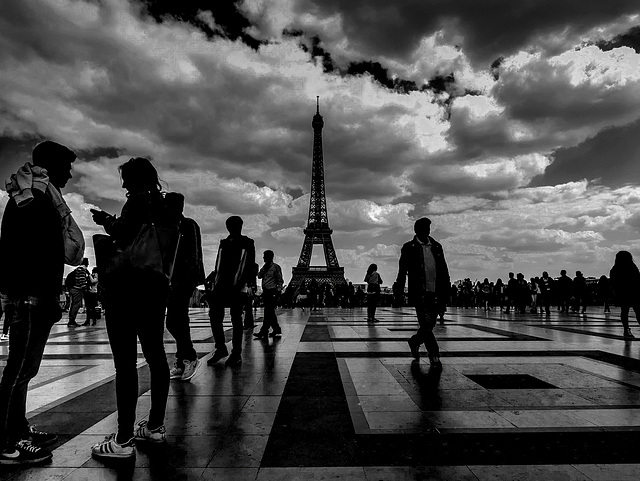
top-left (167, 220), bottom-right (182, 285)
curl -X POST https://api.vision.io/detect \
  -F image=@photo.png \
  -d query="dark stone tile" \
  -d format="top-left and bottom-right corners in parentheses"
top-left (466, 374), bottom-right (558, 390)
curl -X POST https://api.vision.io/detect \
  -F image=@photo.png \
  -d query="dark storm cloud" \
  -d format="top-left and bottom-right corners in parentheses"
top-left (598, 25), bottom-right (640, 53)
top-left (294, 0), bottom-right (640, 65)
top-left (139, 0), bottom-right (262, 49)
top-left (532, 119), bottom-right (640, 188)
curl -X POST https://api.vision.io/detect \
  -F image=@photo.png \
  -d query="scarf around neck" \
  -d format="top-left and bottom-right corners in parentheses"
top-left (6, 162), bottom-right (85, 266)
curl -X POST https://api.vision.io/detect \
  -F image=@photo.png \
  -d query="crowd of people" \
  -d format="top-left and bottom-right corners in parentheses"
top-left (0, 140), bottom-right (639, 467)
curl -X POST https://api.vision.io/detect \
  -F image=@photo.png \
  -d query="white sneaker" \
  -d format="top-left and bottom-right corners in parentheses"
top-left (91, 434), bottom-right (135, 460)
top-left (134, 420), bottom-right (166, 443)
top-left (0, 334), bottom-right (8, 342)
top-left (169, 360), bottom-right (184, 380)
top-left (181, 359), bottom-right (199, 382)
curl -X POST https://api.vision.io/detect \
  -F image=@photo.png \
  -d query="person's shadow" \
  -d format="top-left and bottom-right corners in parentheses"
top-left (410, 361), bottom-right (442, 411)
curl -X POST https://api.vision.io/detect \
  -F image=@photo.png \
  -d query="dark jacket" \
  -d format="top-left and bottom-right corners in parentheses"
top-left (395, 235), bottom-right (450, 305)
top-left (208, 234), bottom-right (256, 293)
top-left (171, 216), bottom-right (205, 290)
top-left (0, 189), bottom-right (64, 297)
top-left (103, 191), bottom-right (170, 248)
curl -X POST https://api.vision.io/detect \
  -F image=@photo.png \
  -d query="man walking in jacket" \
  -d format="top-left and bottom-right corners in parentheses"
top-left (254, 250), bottom-right (284, 339)
top-left (0, 140), bottom-right (84, 465)
top-left (395, 217), bottom-right (450, 369)
top-left (206, 216), bottom-right (256, 367)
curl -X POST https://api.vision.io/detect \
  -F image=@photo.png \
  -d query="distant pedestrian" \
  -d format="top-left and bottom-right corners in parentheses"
top-left (609, 251), bottom-right (640, 339)
top-left (538, 271), bottom-right (553, 315)
top-left (82, 267), bottom-right (99, 326)
top-left (91, 157), bottom-right (178, 460)
top-left (205, 216), bottom-right (256, 367)
top-left (65, 258), bottom-right (91, 327)
top-left (165, 193), bottom-right (205, 382)
top-left (597, 275), bottom-right (611, 313)
top-left (254, 250), bottom-right (284, 339)
top-left (505, 272), bottom-right (517, 313)
top-left (244, 263), bottom-right (259, 329)
top-left (364, 263), bottom-right (383, 321)
top-left (396, 218), bottom-right (450, 369)
top-left (0, 140), bottom-right (83, 465)
top-left (572, 271), bottom-right (588, 314)
top-left (556, 270), bottom-right (573, 313)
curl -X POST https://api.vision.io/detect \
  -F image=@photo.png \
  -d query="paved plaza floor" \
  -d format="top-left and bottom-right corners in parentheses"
top-left (2, 306), bottom-right (640, 480)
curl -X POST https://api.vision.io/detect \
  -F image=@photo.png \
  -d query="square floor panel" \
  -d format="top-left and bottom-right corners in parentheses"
top-left (465, 374), bottom-right (559, 390)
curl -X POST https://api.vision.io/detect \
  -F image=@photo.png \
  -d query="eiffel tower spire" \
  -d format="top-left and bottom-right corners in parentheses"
top-left (291, 98), bottom-right (346, 288)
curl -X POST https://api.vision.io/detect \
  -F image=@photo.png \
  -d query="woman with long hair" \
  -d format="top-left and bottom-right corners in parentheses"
top-left (610, 250), bottom-right (640, 339)
top-left (90, 157), bottom-right (176, 460)
top-left (364, 263), bottom-right (383, 321)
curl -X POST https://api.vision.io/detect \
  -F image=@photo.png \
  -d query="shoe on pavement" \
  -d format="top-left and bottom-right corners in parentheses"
top-left (134, 420), bottom-right (166, 443)
top-left (624, 329), bottom-right (635, 339)
top-left (207, 348), bottom-right (229, 365)
top-left (225, 353), bottom-right (242, 367)
top-left (27, 425), bottom-right (57, 447)
top-left (169, 360), bottom-right (184, 380)
top-left (67, 322), bottom-right (79, 327)
top-left (91, 433), bottom-right (135, 460)
top-left (269, 329), bottom-right (282, 337)
top-left (0, 440), bottom-right (52, 465)
top-left (181, 359), bottom-right (199, 382)
top-left (408, 337), bottom-right (420, 361)
top-left (429, 356), bottom-right (443, 369)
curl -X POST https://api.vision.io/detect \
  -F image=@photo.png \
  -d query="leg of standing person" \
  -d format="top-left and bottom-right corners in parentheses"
top-left (243, 294), bottom-right (254, 330)
top-left (134, 282), bottom-right (170, 439)
top-left (225, 293), bottom-right (244, 366)
top-left (0, 296), bottom-right (60, 464)
top-left (103, 292), bottom-right (141, 445)
top-left (621, 304), bottom-right (634, 338)
top-left (67, 288), bottom-right (83, 326)
top-left (166, 286), bottom-right (199, 381)
top-left (207, 293), bottom-right (229, 364)
top-left (367, 292), bottom-right (379, 321)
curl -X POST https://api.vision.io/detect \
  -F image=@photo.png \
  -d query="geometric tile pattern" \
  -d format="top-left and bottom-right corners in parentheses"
top-left (2, 307), bottom-right (640, 479)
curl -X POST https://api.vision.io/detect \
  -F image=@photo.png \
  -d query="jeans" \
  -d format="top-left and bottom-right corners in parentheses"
top-left (0, 294), bottom-right (60, 447)
top-left (411, 292), bottom-right (440, 358)
top-left (259, 289), bottom-right (280, 333)
top-left (104, 280), bottom-right (169, 439)
top-left (166, 286), bottom-right (197, 364)
top-left (208, 290), bottom-right (244, 355)
top-left (68, 288), bottom-right (84, 323)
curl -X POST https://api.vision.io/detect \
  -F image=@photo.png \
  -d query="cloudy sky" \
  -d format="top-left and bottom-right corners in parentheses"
top-left (2, 0), bottom-right (640, 286)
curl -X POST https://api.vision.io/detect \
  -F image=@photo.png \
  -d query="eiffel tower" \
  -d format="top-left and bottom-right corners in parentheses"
top-left (290, 98), bottom-right (346, 288)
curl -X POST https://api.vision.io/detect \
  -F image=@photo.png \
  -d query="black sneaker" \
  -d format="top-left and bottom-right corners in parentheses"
top-left (207, 348), bottom-right (229, 365)
top-left (429, 356), bottom-right (443, 370)
top-left (269, 329), bottom-right (282, 338)
top-left (408, 337), bottom-right (420, 360)
top-left (67, 322), bottom-right (79, 327)
top-left (224, 353), bottom-right (242, 367)
top-left (0, 440), bottom-right (52, 465)
top-left (27, 425), bottom-right (57, 447)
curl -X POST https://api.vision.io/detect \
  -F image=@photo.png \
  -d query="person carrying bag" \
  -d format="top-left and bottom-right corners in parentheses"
top-left (89, 157), bottom-right (179, 461)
